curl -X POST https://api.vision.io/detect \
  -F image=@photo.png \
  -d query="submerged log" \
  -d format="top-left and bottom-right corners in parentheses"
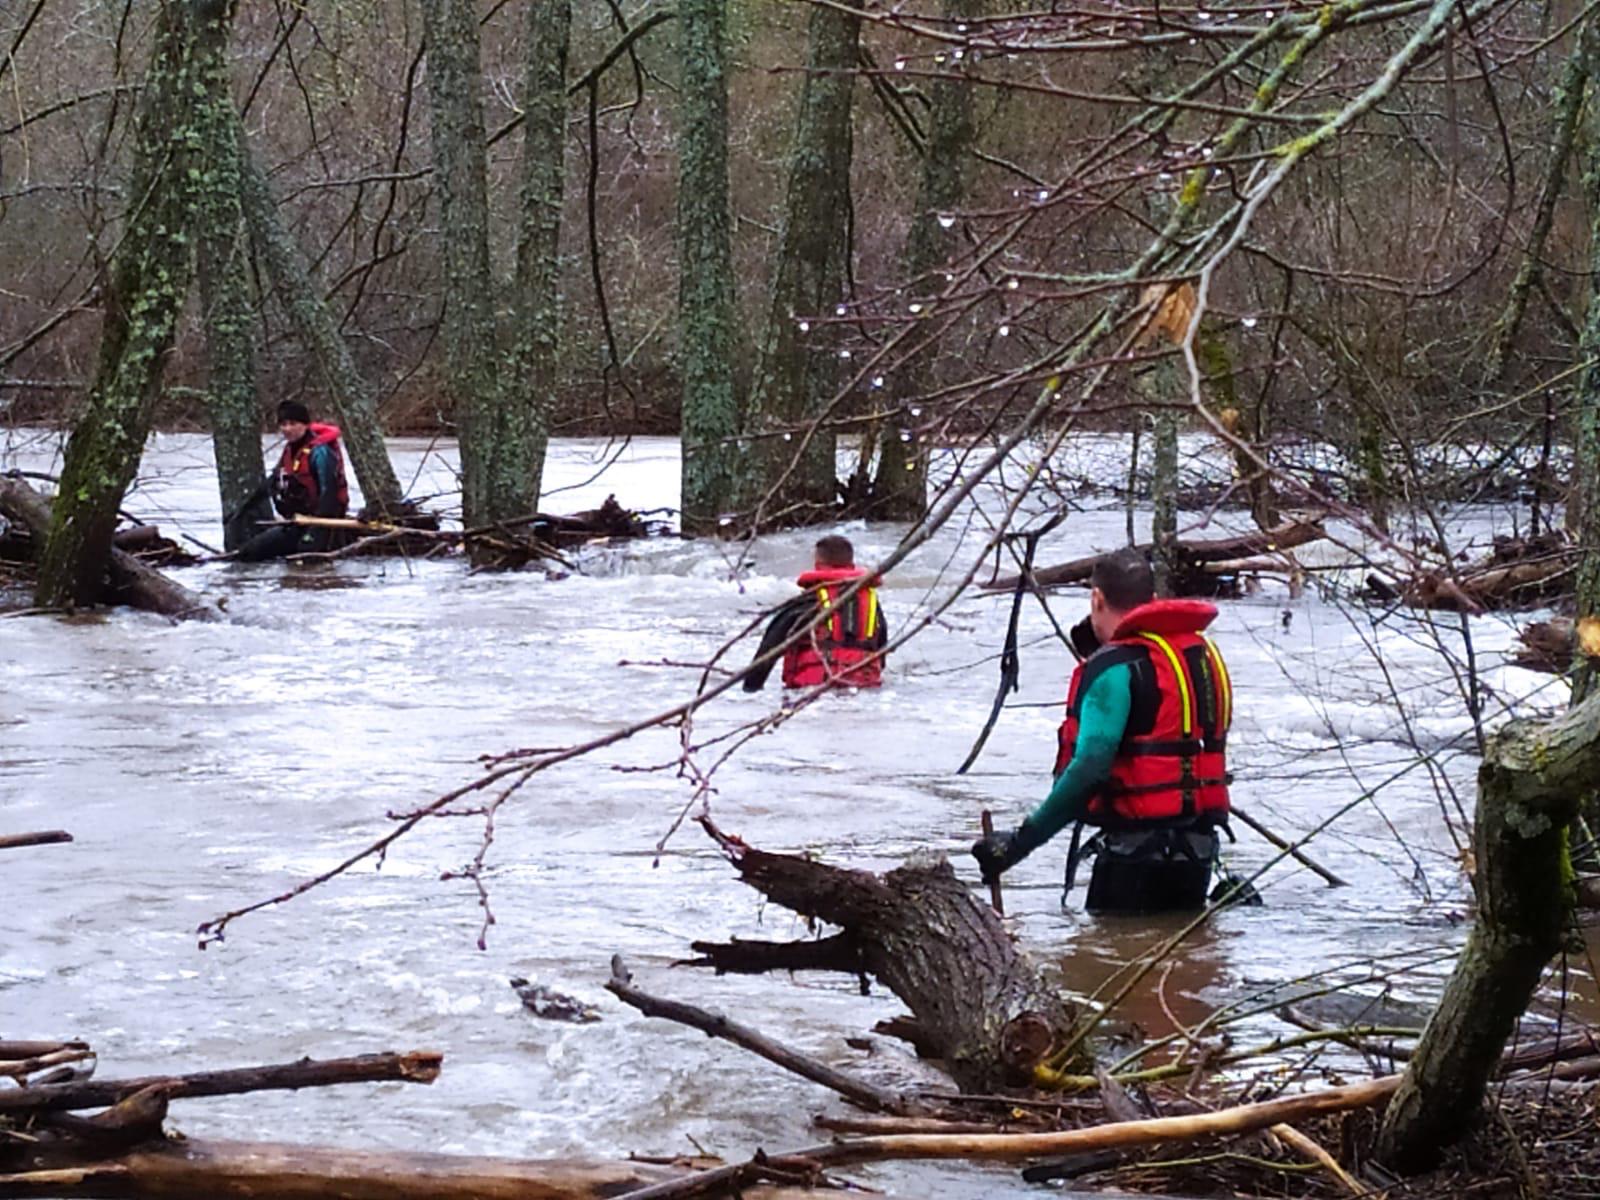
top-left (687, 819), bottom-right (1077, 1094)
top-left (0, 1138), bottom-right (819, 1200)
top-left (1376, 686), bottom-right (1600, 1172)
top-left (986, 517), bottom-right (1327, 593)
top-left (0, 477), bottom-right (214, 619)
top-left (0, 831), bottom-right (73, 851)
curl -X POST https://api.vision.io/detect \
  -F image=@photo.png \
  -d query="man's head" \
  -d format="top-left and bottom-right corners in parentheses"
top-left (277, 400), bottom-right (311, 443)
top-left (1088, 547), bottom-right (1154, 642)
top-left (813, 534), bottom-right (855, 569)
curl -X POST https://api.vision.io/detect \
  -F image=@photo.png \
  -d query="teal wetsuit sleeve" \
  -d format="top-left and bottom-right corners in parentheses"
top-left (1025, 661), bottom-right (1132, 845)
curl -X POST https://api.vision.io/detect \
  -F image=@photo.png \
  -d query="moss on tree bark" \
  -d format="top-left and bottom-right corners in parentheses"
top-left (35, 1), bottom-right (215, 608)
top-left (1376, 690), bottom-right (1600, 1172)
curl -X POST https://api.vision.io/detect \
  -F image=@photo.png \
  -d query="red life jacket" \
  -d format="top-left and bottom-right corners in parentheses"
top-left (781, 566), bottom-right (885, 689)
top-left (1054, 599), bottom-right (1232, 827)
top-left (274, 423), bottom-right (350, 517)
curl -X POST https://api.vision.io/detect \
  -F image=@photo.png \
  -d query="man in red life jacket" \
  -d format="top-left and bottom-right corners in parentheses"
top-left (235, 400), bottom-right (351, 562)
top-left (973, 548), bottom-right (1234, 914)
top-left (742, 535), bottom-right (888, 692)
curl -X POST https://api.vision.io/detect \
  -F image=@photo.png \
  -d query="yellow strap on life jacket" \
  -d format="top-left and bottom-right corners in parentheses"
top-left (1139, 632), bottom-right (1194, 738)
top-left (1202, 636), bottom-right (1232, 731)
top-left (861, 588), bottom-right (878, 640)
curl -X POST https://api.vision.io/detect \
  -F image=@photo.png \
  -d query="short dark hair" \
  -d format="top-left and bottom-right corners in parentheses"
top-left (277, 400), bottom-right (311, 425)
top-left (814, 535), bottom-right (855, 567)
top-left (1090, 548), bottom-right (1154, 611)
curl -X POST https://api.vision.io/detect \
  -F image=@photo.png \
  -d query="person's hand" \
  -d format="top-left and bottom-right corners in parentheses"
top-left (972, 821), bottom-right (1037, 882)
top-left (1069, 616), bottom-right (1101, 660)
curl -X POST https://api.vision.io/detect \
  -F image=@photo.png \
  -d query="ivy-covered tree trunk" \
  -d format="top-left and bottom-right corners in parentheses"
top-left (871, 0), bottom-right (982, 522)
top-left (192, 1), bottom-right (269, 552)
top-left (419, 0), bottom-right (501, 530)
top-left (35, 1), bottom-right (212, 608)
top-left (1376, 691), bottom-right (1598, 1172)
top-left (236, 127), bottom-right (403, 517)
top-left (495, 0), bottom-right (569, 517)
top-left (677, 0), bottom-right (744, 534)
top-left (743, 0), bottom-right (860, 528)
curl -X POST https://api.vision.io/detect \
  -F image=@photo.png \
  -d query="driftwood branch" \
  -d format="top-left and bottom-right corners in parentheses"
top-left (0, 1051), bottom-right (443, 1115)
top-left (0, 1138), bottom-right (826, 1200)
top-left (985, 517), bottom-right (1328, 591)
top-left (0, 830), bottom-right (73, 851)
top-left (613, 1075), bottom-right (1403, 1199)
top-left (605, 956), bottom-right (910, 1114)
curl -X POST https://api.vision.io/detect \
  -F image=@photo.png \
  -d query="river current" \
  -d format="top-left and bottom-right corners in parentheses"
top-left (1, 429), bottom-right (1590, 1197)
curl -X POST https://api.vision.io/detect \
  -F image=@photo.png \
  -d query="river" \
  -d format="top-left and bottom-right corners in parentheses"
top-left (1, 429), bottom-right (1591, 1197)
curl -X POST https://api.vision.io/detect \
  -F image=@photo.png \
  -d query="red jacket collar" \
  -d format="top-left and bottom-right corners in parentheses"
top-left (1111, 598), bottom-right (1217, 640)
top-left (797, 565), bottom-right (875, 588)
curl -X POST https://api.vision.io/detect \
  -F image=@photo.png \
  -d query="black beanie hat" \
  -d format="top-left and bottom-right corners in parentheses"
top-left (277, 400), bottom-right (311, 425)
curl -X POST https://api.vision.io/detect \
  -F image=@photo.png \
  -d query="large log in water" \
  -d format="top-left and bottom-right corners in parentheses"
top-left (688, 820), bottom-right (1077, 1094)
top-left (0, 1139), bottom-right (816, 1200)
top-left (0, 477), bottom-right (214, 619)
top-left (1376, 687), bottom-right (1600, 1172)
top-left (984, 517), bottom-right (1327, 592)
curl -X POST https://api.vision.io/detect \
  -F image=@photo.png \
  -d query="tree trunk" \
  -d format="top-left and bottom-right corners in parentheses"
top-left (493, 0), bottom-right (570, 520)
top-left (0, 1138), bottom-right (812, 1200)
top-left (1376, 689), bottom-right (1600, 1172)
top-left (744, 0), bottom-right (860, 528)
top-left (191, 1), bottom-right (269, 552)
top-left (677, 0), bottom-right (744, 534)
top-left (1574, 20), bottom-right (1600, 708)
top-left (418, 0), bottom-right (500, 530)
top-left (1486, 15), bottom-right (1596, 383)
top-left (688, 822), bottom-right (1078, 1094)
top-left (33, 2), bottom-right (211, 608)
top-left (871, 0), bottom-right (982, 521)
top-left (1142, 359), bottom-right (1182, 597)
top-left (235, 131), bottom-right (403, 517)
top-left (0, 477), bottom-right (213, 620)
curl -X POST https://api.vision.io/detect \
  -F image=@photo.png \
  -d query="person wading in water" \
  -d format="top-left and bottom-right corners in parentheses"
top-left (234, 401), bottom-right (351, 562)
top-left (972, 547), bottom-right (1235, 914)
top-left (742, 535), bottom-right (888, 692)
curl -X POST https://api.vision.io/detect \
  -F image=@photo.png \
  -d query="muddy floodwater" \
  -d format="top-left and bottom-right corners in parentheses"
top-left (2, 430), bottom-right (1592, 1197)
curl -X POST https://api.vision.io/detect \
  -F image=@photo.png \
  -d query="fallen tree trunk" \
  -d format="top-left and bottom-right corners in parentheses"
top-left (0, 1139), bottom-right (819, 1200)
top-left (0, 477), bottom-right (213, 620)
top-left (986, 517), bottom-right (1327, 592)
top-left (0, 1051), bottom-right (442, 1115)
top-left (686, 819), bottom-right (1077, 1093)
top-left (1376, 686), bottom-right (1600, 1172)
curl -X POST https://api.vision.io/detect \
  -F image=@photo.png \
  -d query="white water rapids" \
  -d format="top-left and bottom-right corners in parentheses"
top-left (1, 429), bottom-right (1591, 1197)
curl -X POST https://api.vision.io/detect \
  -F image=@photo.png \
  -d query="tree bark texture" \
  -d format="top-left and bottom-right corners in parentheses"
top-left (191, 1), bottom-right (269, 552)
top-left (872, 0), bottom-right (983, 521)
top-left (691, 823), bottom-right (1078, 1094)
top-left (744, 0), bottom-right (860, 526)
top-left (1376, 689), bottom-right (1600, 1172)
top-left (1142, 360), bottom-right (1182, 597)
top-left (0, 1138), bottom-right (814, 1200)
top-left (33, 2), bottom-right (211, 608)
top-left (494, 0), bottom-right (570, 520)
top-left (1574, 18), bottom-right (1600, 705)
top-left (1, 476), bottom-right (211, 620)
top-left (419, 0), bottom-right (500, 530)
top-left (235, 129), bottom-right (403, 517)
top-left (676, 0), bottom-right (744, 534)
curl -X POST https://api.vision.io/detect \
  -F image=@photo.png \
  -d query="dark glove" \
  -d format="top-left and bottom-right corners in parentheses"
top-left (1069, 616), bottom-right (1101, 661)
top-left (972, 820), bottom-right (1040, 883)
